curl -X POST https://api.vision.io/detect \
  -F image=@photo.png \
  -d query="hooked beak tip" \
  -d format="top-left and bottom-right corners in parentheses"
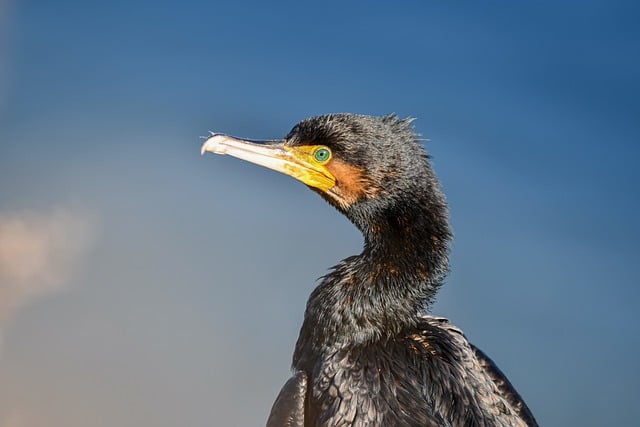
top-left (201, 134), bottom-right (220, 156)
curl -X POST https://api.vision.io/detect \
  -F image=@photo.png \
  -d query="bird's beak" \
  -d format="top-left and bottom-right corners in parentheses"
top-left (201, 134), bottom-right (336, 192)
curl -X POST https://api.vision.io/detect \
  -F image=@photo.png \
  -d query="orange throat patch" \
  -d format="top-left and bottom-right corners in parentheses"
top-left (325, 159), bottom-right (378, 209)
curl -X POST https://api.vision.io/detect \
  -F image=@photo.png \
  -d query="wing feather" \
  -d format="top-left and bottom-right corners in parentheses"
top-left (266, 371), bottom-right (307, 427)
top-left (470, 344), bottom-right (539, 427)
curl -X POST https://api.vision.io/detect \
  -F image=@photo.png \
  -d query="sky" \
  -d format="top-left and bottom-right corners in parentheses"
top-left (0, 0), bottom-right (639, 426)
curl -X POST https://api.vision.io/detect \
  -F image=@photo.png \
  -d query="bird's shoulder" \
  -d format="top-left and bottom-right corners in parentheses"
top-left (411, 314), bottom-right (537, 426)
top-left (469, 343), bottom-right (539, 426)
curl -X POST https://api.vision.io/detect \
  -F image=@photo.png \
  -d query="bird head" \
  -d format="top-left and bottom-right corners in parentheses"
top-left (201, 113), bottom-right (446, 239)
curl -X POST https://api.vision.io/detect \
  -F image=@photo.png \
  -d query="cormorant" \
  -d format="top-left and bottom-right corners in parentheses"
top-left (201, 114), bottom-right (537, 427)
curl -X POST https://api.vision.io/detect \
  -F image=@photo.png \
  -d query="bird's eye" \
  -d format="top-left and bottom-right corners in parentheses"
top-left (313, 147), bottom-right (331, 164)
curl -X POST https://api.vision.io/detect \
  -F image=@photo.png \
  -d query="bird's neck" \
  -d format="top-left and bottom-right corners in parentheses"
top-left (294, 200), bottom-right (450, 366)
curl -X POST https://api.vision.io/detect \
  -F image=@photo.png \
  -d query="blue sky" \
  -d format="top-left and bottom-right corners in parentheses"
top-left (1, 1), bottom-right (639, 426)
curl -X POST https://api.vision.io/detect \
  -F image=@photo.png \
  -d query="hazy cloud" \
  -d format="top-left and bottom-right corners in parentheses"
top-left (0, 207), bottom-right (97, 328)
top-left (1, 410), bottom-right (29, 427)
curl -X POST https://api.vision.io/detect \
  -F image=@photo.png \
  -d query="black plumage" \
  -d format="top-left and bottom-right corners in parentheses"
top-left (202, 114), bottom-right (537, 427)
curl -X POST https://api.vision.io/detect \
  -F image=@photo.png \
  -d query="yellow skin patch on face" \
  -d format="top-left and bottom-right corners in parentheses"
top-left (283, 145), bottom-right (336, 192)
top-left (287, 145), bottom-right (333, 164)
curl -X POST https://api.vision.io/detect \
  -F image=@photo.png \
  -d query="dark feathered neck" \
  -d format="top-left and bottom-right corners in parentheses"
top-left (294, 184), bottom-right (451, 365)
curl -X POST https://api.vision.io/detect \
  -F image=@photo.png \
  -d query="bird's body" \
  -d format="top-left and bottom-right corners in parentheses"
top-left (201, 114), bottom-right (537, 426)
top-left (289, 314), bottom-right (532, 426)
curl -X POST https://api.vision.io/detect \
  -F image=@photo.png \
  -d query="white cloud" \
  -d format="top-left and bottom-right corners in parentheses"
top-left (0, 207), bottom-right (97, 328)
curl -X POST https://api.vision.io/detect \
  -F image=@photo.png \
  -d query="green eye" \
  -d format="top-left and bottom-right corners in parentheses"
top-left (313, 147), bottom-right (331, 163)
